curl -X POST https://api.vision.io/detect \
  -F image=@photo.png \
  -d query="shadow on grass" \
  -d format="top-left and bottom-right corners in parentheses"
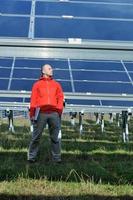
top-left (62, 140), bottom-right (133, 152)
top-left (0, 150), bottom-right (133, 184)
top-left (61, 120), bottom-right (124, 142)
top-left (1, 132), bottom-right (133, 152)
top-left (0, 123), bottom-right (30, 133)
top-left (0, 194), bottom-right (133, 200)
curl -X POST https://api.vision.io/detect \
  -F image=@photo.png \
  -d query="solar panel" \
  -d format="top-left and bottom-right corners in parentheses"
top-left (0, 79), bottom-right (9, 90)
top-left (0, 56), bottom-right (133, 109)
top-left (69, 0), bottom-right (133, 3)
top-left (36, 2), bottom-right (133, 18)
top-left (0, 0), bottom-right (133, 112)
top-left (0, 0), bottom-right (133, 41)
top-left (15, 59), bottom-right (69, 69)
top-left (0, 58), bottom-right (13, 66)
top-left (67, 99), bottom-right (133, 107)
top-left (0, 0), bottom-right (31, 15)
top-left (1, 57), bottom-right (133, 93)
top-left (0, 16), bottom-right (30, 38)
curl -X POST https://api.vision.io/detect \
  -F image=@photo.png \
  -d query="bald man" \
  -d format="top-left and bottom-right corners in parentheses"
top-left (28, 64), bottom-right (64, 163)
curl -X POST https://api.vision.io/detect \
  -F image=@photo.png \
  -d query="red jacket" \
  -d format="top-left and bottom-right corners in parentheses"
top-left (30, 77), bottom-right (64, 118)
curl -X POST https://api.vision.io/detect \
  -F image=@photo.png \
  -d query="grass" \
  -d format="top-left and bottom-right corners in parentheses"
top-left (0, 117), bottom-right (133, 200)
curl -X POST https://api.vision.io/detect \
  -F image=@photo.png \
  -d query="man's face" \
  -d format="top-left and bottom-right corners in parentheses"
top-left (43, 64), bottom-right (53, 77)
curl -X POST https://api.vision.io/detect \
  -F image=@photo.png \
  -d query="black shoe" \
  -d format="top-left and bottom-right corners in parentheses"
top-left (27, 159), bottom-right (36, 163)
top-left (53, 159), bottom-right (62, 164)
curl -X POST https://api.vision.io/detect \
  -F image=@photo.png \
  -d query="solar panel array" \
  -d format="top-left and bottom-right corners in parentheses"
top-left (1, 56), bottom-right (133, 108)
top-left (1, 57), bottom-right (133, 93)
top-left (0, 0), bottom-right (133, 41)
top-left (0, 0), bottom-right (133, 110)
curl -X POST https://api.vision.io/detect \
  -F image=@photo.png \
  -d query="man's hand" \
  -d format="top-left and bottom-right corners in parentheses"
top-left (30, 116), bottom-right (35, 123)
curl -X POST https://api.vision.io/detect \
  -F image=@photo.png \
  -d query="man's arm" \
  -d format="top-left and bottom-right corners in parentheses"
top-left (30, 83), bottom-right (38, 119)
top-left (56, 83), bottom-right (64, 115)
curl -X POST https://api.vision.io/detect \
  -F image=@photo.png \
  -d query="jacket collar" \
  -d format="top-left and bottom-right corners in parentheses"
top-left (40, 76), bottom-right (53, 81)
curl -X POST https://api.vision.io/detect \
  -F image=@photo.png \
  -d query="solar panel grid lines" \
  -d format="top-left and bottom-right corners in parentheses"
top-left (0, 1), bottom-right (32, 15)
top-left (7, 57), bottom-right (15, 90)
top-left (34, 1), bottom-right (133, 41)
top-left (1, 57), bottom-right (133, 95)
top-left (28, 0), bottom-right (36, 39)
top-left (68, 58), bottom-right (75, 92)
top-left (120, 60), bottom-right (133, 87)
top-left (35, 2), bottom-right (133, 19)
top-left (0, 0), bottom-right (133, 109)
top-left (1, 0), bottom-right (133, 41)
top-left (0, 0), bottom-right (31, 38)
top-left (34, 0), bottom-right (133, 5)
top-left (63, 0), bottom-right (133, 4)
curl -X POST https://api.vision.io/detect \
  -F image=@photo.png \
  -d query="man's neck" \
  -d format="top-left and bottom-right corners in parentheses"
top-left (43, 75), bottom-right (52, 79)
top-left (44, 75), bottom-right (50, 78)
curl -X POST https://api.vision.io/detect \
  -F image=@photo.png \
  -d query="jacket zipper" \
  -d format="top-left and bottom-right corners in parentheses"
top-left (46, 80), bottom-right (50, 104)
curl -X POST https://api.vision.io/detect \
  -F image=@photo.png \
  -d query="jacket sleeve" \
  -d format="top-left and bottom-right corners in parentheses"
top-left (56, 83), bottom-right (64, 115)
top-left (30, 83), bottom-right (38, 119)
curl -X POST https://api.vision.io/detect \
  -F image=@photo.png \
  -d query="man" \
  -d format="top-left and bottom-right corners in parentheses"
top-left (28, 64), bottom-right (64, 163)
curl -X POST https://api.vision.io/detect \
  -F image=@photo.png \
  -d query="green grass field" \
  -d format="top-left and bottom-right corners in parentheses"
top-left (0, 117), bottom-right (133, 200)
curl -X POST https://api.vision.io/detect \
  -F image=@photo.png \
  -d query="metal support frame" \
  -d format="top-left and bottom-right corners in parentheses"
top-left (122, 111), bottom-right (129, 143)
top-left (1, 38), bottom-right (133, 60)
top-left (94, 112), bottom-right (100, 124)
top-left (0, 90), bottom-right (133, 113)
top-left (5, 109), bottom-right (15, 133)
top-left (69, 112), bottom-right (77, 126)
top-left (30, 122), bottom-right (34, 133)
top-left (79, 111), bottom-right (84, 134)
top-left (0, 101), bottom-right (132, 114)
top-left (101, 113), bottom-right (104, 133)
top-left (1, 90), bottom-right (133, 101)
top-left (109, 113), bottom-right (114, 123)
top-left (116, 113), bottom-right (120, 127)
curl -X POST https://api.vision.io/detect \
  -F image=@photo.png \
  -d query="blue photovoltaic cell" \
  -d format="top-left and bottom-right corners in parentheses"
top-left (102, 100), bottom-right (133, 107)
top-left (0, 58), bottom-right (13, 67)
top-left (54, 70), bottom-right (70, 80)
top-left (13, 69), bottom-right (40, 79)
top-left (72, 71), bottom-right (129, 82)
top-left (67, 99), bottom-right (133, 107)
top-left (128, 72), bottom-right (133, 80)
top-left (25, 98), bottom-right (30, 103)
top-left (46, 60), bottom-right (69, 70)
top-left (0, 16), bottom-right (29, 37)
top-left (10, 79), bottom-right (72, 92)
top-left (66, 99), bottom-right (100, 105)
top-left (57, 81), bottom-right (72, 92)
top-left (124, 62), bottom-right (133, 71)
top-left (0, 69), bottom-right (11, 78)
top-left (0, 97), bottom-right (25, 103)
top-left (70, 61), bottom-right (124, 71)
top-left (70, 0), bottom-right (133, 3)
top-left (74, 82), bottom-right (133, 94)
top-left (36, 2), bottom-right (133, 19)
top-left (15, 59), bottom-right (46, 68)
top-left (0, 79), bottom-right (9, 90)
top-left (35, 18), bottom-right (133, 41)
top-left (10, 79), bottom-right (35, 91)
top-left (0, 0), bottom-right (31, 15)
top-left (15, 59), bottom-right (69, 69)
top-left (13, 69), bottom-right (70, 80)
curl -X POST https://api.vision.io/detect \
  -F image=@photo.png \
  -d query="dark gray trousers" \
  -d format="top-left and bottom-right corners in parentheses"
top-left (28, 112), bottom-right (61, 161)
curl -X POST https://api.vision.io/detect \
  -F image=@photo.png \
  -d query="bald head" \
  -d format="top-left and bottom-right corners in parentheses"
top-left (42, 64), bottom-right (53, 77)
